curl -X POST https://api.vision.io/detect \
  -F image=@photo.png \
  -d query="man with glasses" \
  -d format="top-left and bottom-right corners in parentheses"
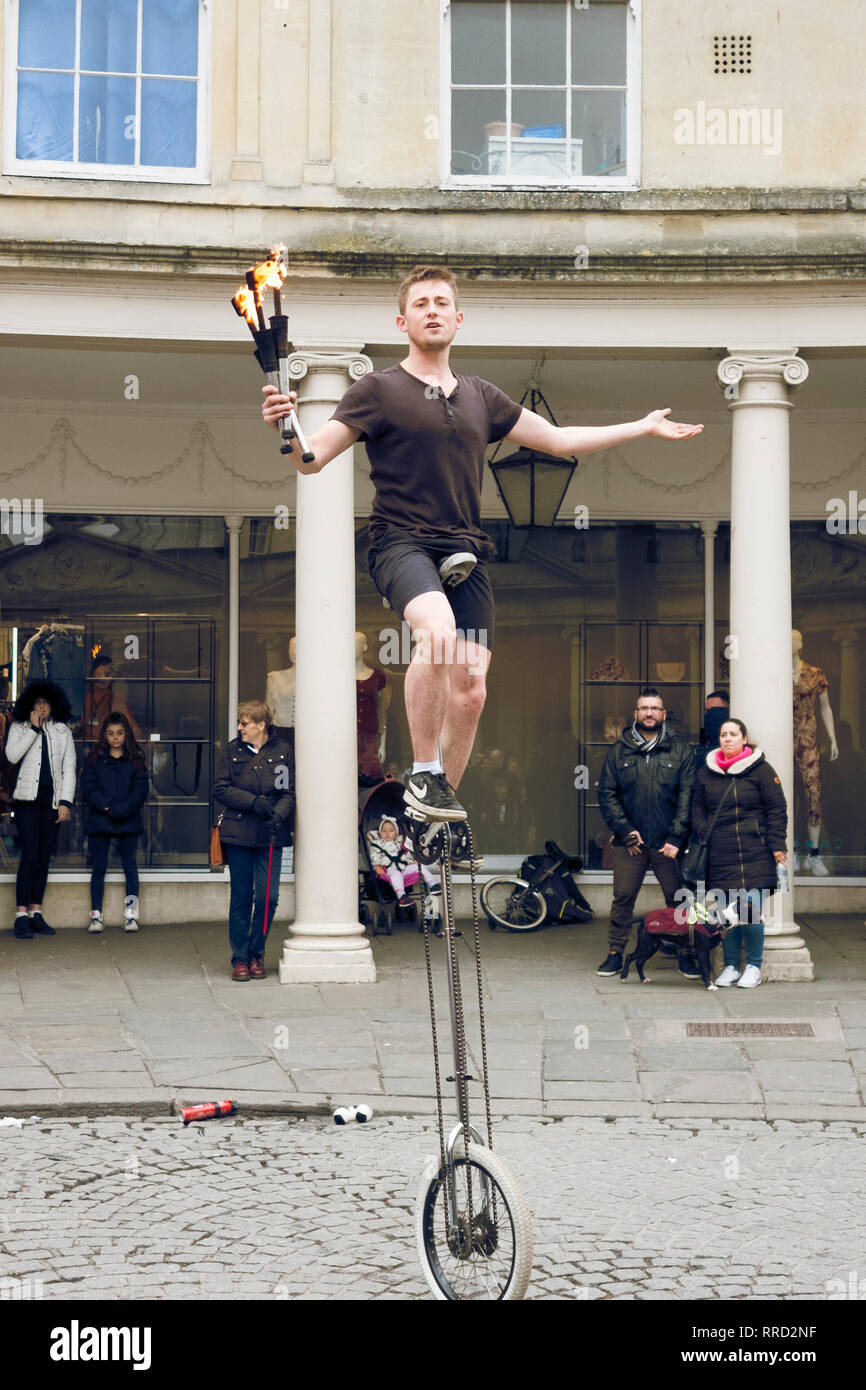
top-left (596, 687), bottom-right (697, 978)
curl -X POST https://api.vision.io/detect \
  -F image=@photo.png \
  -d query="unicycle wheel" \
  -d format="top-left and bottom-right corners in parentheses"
top-left (415, 1139), bottom-right (533, 1300)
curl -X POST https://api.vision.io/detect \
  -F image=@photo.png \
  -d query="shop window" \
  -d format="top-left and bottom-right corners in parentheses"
top-left (445, 0), bottom-right (635, 187)
top-left (4, 0), bottom-right (210, 182)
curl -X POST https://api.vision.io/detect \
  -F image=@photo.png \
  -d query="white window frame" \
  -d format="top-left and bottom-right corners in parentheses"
top-left (440, 0), bottom-right (640, 191)
top-left (2, 0), bottom-right (211, 183)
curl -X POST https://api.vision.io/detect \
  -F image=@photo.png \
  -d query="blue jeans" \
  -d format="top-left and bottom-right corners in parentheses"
top-left (225, 844), bottom-right (282, 964)
top-left (723, 921), bottom-right (764, 969)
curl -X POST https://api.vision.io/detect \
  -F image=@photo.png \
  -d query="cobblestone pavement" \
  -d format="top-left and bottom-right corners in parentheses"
top-left (1, 1114), bottom-right (864, 1301)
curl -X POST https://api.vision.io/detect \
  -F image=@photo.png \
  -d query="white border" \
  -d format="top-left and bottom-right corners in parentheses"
top-left (440, 0), bottom-right (640, 191)
top-left (2, 0), bottom-right (211, 184)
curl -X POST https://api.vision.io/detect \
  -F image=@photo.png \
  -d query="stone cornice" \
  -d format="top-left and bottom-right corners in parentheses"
top-left (2, 240), bottom-right (866, 284)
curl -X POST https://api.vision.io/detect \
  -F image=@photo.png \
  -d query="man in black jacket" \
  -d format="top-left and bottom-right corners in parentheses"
top-left (596, 688), bottom-right (697, 977)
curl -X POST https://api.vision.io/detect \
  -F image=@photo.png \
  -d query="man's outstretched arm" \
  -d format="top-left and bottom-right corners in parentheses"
top-left (506, 406), bottom-right (703, 458)
top-left (261, 384), bottom-right (360, 474)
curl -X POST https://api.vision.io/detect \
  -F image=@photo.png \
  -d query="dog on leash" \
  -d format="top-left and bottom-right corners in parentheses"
top-left (621, 901), bottom-right (729, 991)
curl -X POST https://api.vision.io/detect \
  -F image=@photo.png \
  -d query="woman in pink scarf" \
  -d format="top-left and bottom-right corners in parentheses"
top-left (690, 718), bottom-right (788, 988)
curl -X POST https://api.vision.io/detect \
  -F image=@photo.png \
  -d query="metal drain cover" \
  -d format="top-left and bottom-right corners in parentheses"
top-left (687, 1022), bottom-right (815, 1038)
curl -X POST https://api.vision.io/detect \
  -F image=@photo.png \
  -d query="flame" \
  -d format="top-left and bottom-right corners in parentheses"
top-left (250, 252), bottom-right (286, 296)
top-left (232, 285), bottom-right (259, 328)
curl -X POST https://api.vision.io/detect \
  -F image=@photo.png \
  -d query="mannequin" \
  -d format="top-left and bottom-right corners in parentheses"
top-left (265, 637), bottom-right (297, 741)
top-left (792, 628), bottom-right (839, 874)
top-left (355, 632), bottom-right (390, 782)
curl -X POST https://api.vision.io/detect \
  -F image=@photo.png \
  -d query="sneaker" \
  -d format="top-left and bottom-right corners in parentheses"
top-left (596, 951), bottom-right (623, 977)
top-left (678, 957), bottom-right (702, 980)
top-left (13, 914), bottom-right (34, 939)
top-left (807, 854), bottom-right (830, 876)
top-left (123, 915), bottom-right (139, 933)
top-left (397, 892), bottom-right (412, 907)
top-left (438, 552), bottom-right (477, 589)
top-left (88, 912), bottom-right (105, 934)
top-left (403, 771), bottom-right (465, 823)
top-left (29, 912), bottom-right (56, 935)
top-left (737, 964), bottom-right (762, 988)
top-left (715, 965), bottom-right (741, 987)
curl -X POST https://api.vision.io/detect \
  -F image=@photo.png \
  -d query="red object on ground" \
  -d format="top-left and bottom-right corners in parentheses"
top-left (181, 1100), bottom-right (237, 1125)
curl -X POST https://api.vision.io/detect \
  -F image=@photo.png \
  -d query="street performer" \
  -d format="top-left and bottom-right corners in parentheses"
top-left (262, 265), bottom-right (703, 860)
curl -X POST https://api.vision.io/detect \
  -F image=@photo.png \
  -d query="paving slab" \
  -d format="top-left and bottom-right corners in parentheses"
top-left (639, 1071), bottom-right (763, 1104)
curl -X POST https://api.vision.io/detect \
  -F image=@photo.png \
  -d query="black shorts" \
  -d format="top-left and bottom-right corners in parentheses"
top-left (368, 527), bottom-right (494, 651)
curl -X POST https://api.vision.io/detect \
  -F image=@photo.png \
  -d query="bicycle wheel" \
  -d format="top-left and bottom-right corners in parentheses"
top-left (480, 876), bottom-right (547, 932)
top-left (416, 1140), bottom-right (533, 1301)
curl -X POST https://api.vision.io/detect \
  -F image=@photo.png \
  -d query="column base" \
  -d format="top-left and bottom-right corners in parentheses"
top-left (279, 948), bottom-right (377, 984)
top-left (760, 957), bottom-right (815, 983)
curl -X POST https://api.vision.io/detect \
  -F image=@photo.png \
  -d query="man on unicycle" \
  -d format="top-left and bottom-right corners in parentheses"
top-left (262, 265), bottom-right (703, 857)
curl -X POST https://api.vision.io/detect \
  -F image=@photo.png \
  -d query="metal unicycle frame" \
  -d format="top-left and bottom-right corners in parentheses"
top-left (414, 820), bottom-right (533, 1301)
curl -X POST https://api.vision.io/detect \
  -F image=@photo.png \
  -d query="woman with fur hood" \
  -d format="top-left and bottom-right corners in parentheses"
top-left (5, 680), bottom-right (77, 938)
top-left (690, 718), bottom-right (788, 989)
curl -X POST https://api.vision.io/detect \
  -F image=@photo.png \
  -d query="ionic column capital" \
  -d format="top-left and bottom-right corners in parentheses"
top-left (287, 342), bottom-right (374, 383)
top-left (717, 348), bottom-right (809, 403)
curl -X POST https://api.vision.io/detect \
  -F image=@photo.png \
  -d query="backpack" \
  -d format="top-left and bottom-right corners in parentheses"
top-left (519, 841), bottom-right (594, 925)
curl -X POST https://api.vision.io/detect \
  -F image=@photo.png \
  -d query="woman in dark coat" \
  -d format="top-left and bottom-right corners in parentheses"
top-left (81, 713), bottom-right (149, 933)
top-left (690, 718), bottom-right (787, 989)
top-left (213, 700), bottom-right (295, 981)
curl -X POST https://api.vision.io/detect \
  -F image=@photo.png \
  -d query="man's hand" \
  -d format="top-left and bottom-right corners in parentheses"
top-left (262, 383), bottom-right (297, 429)
top-left (624, 830), bottom-right (644, 858)
top-left (642, 409), bottom-right (703, 442)
top-left (660, 842), bottom-right (680, 859)
top-left (56, 805), bottom-right (71, 823)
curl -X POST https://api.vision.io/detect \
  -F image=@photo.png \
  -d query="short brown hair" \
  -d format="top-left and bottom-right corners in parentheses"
top-left (238, 699), bottom-right (272, 728)
top-left (398, 264), bottom-right (460, 317)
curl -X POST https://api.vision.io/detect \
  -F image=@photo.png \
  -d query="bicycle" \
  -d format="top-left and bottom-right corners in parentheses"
top-left (408, 814), bottom-right (534, 1300)
top-left (480, 841), bottom-right (590, 933)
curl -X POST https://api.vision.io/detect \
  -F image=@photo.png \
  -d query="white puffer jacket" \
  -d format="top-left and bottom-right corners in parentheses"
top-left (5, 720), bottom-right (77, 808)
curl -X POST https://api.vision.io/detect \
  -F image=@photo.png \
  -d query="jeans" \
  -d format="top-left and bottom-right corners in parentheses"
top-left (723, 921), bottom-right (764, 969)
top-left (225, 844), bottom-right (282, 964)
top-left (89, 834), bottom-right (140, 911)
top-left (608, 841), bottom-right (683, 952)
top-left (14, 790), bottom-right (58, 905)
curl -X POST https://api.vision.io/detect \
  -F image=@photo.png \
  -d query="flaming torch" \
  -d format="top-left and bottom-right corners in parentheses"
top-left (231, 244), bottom-right (314, 463)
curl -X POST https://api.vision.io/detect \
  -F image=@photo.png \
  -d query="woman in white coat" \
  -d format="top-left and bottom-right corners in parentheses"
top-left (6, 681), bottom-right (77, 938)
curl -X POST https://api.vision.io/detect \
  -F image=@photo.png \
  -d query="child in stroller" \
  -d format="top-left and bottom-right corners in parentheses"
top-left (359, 779), bottom-right (441, 935)
top-left (367, 815), bottom-right (441, 907)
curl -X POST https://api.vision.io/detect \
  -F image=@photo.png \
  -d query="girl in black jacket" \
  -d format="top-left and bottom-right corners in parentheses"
top-left (81, 714), bottom-right (148, 933)
top-left (213, 700), bottom-right (295, 981)
top-left (690, 718), bottom-right (788, 989)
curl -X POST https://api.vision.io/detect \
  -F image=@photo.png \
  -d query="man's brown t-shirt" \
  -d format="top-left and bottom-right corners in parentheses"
top-left (331, 363), bottom-right (522, 553)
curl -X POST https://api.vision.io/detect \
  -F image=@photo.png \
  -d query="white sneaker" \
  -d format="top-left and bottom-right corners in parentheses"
top-left (438, 552), bottom-right (477, 589)
top-left (123, 916), bottom-right (139, 932)
top-left (715, 965), bottom-right (741, 987)
top-left (737, 965), bottom-right (762, 988)
top-left (807, 855), bottom-right (830, 876)
top-left (88, 912), bottom-right (104, 933)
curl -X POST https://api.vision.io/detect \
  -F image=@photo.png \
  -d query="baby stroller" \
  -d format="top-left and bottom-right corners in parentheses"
top-left (358, 777), bottom-right (442, 937)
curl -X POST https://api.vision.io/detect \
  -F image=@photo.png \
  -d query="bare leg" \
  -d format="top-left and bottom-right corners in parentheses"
top-left (440, 640), bottom-right (490, 788)
top-left (403, 591), bottom-right (457, 763)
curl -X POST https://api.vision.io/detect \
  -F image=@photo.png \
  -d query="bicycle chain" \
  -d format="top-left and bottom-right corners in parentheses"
top-left (465, 820), bottom-right (494, 1153)
top-left (420, 902), bottom-right (449, 1220)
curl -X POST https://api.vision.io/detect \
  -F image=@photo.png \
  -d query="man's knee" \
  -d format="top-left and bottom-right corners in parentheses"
top-left (409, 612), bottom-right (457, 666)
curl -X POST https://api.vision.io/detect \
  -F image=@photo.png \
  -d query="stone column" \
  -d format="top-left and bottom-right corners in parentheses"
top-left (717, 349), bottom-right (813, 981)
top-left (280, 343), bottom-right (376, 984)
top-left (224, 514), bottom-right (243, 739)
top-left (701, 520), bottom-right (718, 696)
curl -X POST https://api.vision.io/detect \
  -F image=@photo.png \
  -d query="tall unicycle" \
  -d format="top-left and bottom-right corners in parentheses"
top-left (409, 814), bottom-right (533, 1300)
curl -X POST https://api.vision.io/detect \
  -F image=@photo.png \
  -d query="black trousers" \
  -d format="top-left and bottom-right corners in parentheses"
top-left (88, 834), bottom-right (141, 911)
top-left (608, 841), bottom-right (684, 951)
top-left (14, 790), bottom-right (58, 906)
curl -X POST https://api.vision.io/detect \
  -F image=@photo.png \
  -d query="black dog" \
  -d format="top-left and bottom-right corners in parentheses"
top-left (621, 906), bottom-right (726, 991)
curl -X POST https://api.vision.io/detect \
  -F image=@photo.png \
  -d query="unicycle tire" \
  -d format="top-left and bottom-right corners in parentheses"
top-left (416, 1140), bottom-right (533, 1301)
top-left (480, 876), bottom-right (547, 932)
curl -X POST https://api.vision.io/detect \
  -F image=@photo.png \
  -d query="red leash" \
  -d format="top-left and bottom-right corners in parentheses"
top-left (263, 841), bottom-right (275, 938)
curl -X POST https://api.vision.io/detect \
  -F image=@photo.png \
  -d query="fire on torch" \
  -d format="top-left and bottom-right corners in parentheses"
top-left (231, 244), bottom-right (314, 463)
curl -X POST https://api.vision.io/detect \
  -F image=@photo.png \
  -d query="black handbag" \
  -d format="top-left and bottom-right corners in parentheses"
top-left (681, 779), bottom-right (735, 887)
